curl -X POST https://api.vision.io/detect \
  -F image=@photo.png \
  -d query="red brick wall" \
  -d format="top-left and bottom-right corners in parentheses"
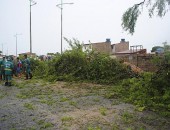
top-left (117, 54), bottom-right (157, 72)
top-left (113, 42), bottom-right (129, 53)
top-left (92, 42), bottom-right (112, 54)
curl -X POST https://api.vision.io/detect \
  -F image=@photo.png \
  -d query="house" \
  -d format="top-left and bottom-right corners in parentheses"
top-left (83, 39), bottom-right (112, 54)
top-left (83, 38), bottom-right (147, 58)
top-left (113, 45), bottom-right (147, 60)
top-left (115, 45), bottom-right (146, 55)
top-left (111, 39), bottom-right (129, 54)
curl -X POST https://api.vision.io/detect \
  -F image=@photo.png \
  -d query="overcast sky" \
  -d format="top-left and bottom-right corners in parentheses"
top-left (0, 0), bottom-right (170, 56)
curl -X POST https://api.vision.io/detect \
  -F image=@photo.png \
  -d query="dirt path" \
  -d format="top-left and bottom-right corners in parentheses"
top-left (0, 79), bottom-right (170, 130)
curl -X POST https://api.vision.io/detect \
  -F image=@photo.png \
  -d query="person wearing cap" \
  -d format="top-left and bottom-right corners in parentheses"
top-left (4, 57), bottom-right (14, 86)
top-left (23, 54), bottom-right (32, 80)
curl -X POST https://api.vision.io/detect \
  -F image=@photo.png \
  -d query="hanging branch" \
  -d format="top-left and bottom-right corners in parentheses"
top-left (135, 0), bottom-right (146, 6)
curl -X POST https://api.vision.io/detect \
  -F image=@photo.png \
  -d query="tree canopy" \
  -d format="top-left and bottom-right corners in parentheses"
top-left (151, 46), bottom-right (164, 52)
top-left (122, 0), bottom-right (170, 34)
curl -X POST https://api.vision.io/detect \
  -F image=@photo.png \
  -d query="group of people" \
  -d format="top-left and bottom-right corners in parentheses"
top-left (0, 54), bottom-right (32, 86)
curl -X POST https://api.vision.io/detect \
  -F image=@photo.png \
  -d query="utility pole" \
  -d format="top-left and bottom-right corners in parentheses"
top-left (56, 0), bottom-right (73, 54)
top-left (14, 33), bottom-right (22, 57)
top-left (30, 0), bottom-right (37, 54)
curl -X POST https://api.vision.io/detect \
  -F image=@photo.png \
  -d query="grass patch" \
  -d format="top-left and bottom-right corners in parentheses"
top-left (37, 119), bottom-right (45, 125)
top-left (27, 126), bottom-right (36, 130)
top-left (61, 116), bottom-right (73, 122)
top-left (69, 101), bottom-right (77, 106)
top-left (23, 103), bottom-right (35, 110)
top-left (93, 98), bottom-right (100, 102)
top-left (40, 122), bottom-right (54, 129)
top-left (16, 85), bottom-right (54, 99)
top-left (37, 120), bottom-right (54, 129)
top-left (121, 111), bottom-right (135, 124)
top-left (60, 97), bottom-right (69, 102)
top-left (16, 93), bottom-right (27, 99)
top-left (37, 95), bottom-right (45, 99)
top-left (111, 123), bottom-right (119, 130)
top-left (87, 126), bottom-right (101, 130)
top-left (39, 99), bottom-right (56, 106)
top-left (0, 92), bottom-right (7, 99)
top-left (99, 107), bottom-right (107, 116)
top-left (112, 100), bottom-right (121, 105)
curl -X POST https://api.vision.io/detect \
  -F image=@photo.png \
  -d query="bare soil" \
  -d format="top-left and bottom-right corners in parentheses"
top-left (0, 79), bottom-right (170, 130)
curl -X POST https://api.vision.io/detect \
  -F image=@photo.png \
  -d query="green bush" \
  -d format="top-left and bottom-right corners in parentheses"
top-left (30, 59), bottom-right (48, 78)
top-left (116, 67), bottom-right (170, 117)
top-left (31, 38), bottom-right (135, 84)
top-left (53, 47), bottom-right (134, 83)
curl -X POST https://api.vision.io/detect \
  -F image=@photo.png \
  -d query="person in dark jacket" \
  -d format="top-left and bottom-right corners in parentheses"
top-left (23, 54), bottom-right (32, 80)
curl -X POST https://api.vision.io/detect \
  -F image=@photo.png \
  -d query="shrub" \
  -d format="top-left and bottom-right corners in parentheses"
top-left (116, 71), bottom-right (170, 117)
top-left (54, 40), bottom-right (134, 83)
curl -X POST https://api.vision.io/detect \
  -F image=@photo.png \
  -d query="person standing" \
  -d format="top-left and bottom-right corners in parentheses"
top-left (23, 54), bottom-right (32, 80)
top-left (16, 57), bottom-right (22, 78)
top-left (0, 57), bottom-right (6, 80)
top-left (4, 57), bottom-right (14, 86)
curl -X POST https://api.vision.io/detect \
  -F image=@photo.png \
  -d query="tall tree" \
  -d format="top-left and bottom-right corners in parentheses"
top-left (122, 0), bottom-right (170, 34)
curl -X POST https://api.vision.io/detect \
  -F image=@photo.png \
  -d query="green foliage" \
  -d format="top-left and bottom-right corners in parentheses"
top-left (31, 38), bottom-right (134, 84)
top-left (30, 38), bottom-right (170, 117)
top-left (40, 122), bottom-right (54, 129)
top-left (122, 4), bottom-right (141, 34)
top-left (60, 97), bottom-right (69, 102)
top-left (53, 41), bottom-right (134, 83)
top-left (151, 52), bottom-right (170, 91)
top-left (121, 111), bottom-right (135, 124)
top-left (115, 52), bottom-right (170, 117)
top-left (30, 59), bottom-right (48, 78)
top-left (117, 72), bottom-right (152, 105)
top-left (37, 120), bottom-right (54, 129)
top-left (61, 116), bottom-right (73, 122)
top-left (151, 46), bottom-right (164, 52)
top-left (164, 44), bottom-right (170, 52)
top-left (23, 103), bottom-right (35, 110)
top-left (99, 107), bottom-right (107, 116)
top-left (122, 0), bottom-right (170, 34)
top-left (116, 71), bottom-right (170, 117)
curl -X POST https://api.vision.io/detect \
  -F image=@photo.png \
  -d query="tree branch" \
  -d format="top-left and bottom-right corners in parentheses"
top-left (136, 0), bottom-right (146, 6)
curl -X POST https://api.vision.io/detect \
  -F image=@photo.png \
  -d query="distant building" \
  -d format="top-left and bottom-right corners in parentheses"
top-left (83, 39), bottom-right (112, 54)
top-left (19, 52), bottom-right (36, 58)
top-left (111, 39), bottom-right (129, 54)
top-left (83, 39), bottom-right (147, 58)
top-left (113, 45), bottom-right (147, 59)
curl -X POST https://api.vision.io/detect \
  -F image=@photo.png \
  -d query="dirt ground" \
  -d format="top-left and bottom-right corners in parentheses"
top-left (0, 79), bottom-right (170, 130)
